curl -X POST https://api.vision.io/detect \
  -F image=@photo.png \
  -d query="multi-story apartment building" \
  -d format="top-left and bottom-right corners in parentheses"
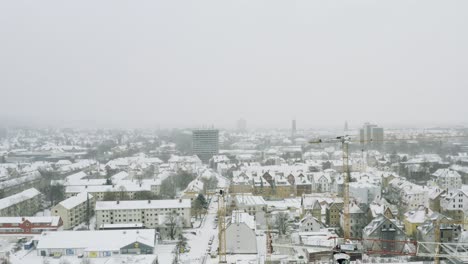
top-left (440, 189), bottom-right (468, 222)
top-left (431, 169), bottom-right (462, 190)
top-left (95, 199), bottom-right (191, 229)
top-left (192, 129), bottom-right (219, 163)
top-left (0, 188), bottom-right (42, 216)
top-left (0, 216), bottom-right (62, 234)
top-left (65, 181), bottom-right (159, 201)
top-left (52, 192), bottom-right (95, 230)
top-left (387, 178), bottom-right (428, 212)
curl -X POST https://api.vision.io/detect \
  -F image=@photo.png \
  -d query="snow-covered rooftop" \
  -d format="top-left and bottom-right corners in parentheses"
top-left (0, 188), bottom-right (41, 210)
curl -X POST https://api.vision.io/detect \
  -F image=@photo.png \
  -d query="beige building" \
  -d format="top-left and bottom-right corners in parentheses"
top-left (0, 188), bottom-right (42, 216)
top-left (65, 181), bottom-right (159, 201)
top-left (52, 192), bottom-right (95, 230)
top-left (95, 199), bottom-right (191, 229)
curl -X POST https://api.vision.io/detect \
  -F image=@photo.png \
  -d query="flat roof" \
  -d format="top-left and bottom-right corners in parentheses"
top-left (36, 229), bottom-right (155, 251)
top-left (95, 199), bottom-right (191, 211)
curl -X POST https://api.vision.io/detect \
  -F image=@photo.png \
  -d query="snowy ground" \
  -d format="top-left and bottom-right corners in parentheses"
top-left (179, 199), bottom-right (218, 263)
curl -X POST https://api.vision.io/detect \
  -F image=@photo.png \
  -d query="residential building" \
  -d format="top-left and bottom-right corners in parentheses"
top-left (403, 207), bottom-right (446, 238)
top-left (0, 188), bottom-right (42, 217)
top-left (310, 173), bottom-right (331, 193)
top-left (95, 199), bottom-right (191, 229)
top-left (226, 211), bottom-right (257, 254)
top-left (349, 182), bottom-right (381, 204)
top-left (52, 192), bottom-right (95, 230)
top-left (428, 187), bottom-right (445, 213)
top-left (299, 214), bottom-right (322, 233)
top-left (0, 170), bottom-right (42, 197)
top-left (326, 202), bottom-right (343, 227)
top-left (417, 219), bottom-right (461, 249)
top-left (440, 189), bottom-right (468, 222)
top-left (0, 216), bottom-right (62, 234)
top-left (65, 180), bottom-right (160, 201)
top-left (431, 169), bottom-right (462, 190)
top-left (230, 194), bottom-right (267, 216)
top-left (301, 195), bottom-right (322, 222)
top-left (340, 202), bottom-right (366, 238)
top-left (36, 229), bottom-right (155, 257)
top-left (192, 129), bottom-right (219, 163)
top-left (362, 215), bottom-right (406, 252)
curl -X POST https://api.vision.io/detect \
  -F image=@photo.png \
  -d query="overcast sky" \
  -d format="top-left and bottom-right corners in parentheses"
top-left (0, 1), bottom-right (467, 129)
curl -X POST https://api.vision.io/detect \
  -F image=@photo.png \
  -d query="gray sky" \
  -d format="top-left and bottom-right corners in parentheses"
top-left (0, 1), bottom-right (467, 129)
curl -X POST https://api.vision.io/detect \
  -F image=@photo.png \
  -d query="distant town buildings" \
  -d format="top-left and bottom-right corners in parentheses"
top-left (291, 119), bottom-right (297, 139)
top-left (359, 123), bottom-right (384, 148)
top-left (192, 129), bottom-right (219, 163)
top-left (237, 118), bottom-right (247, 132)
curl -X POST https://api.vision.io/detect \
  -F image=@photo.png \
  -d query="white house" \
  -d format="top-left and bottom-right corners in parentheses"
top-left (310, 173), bottom-right (331, 193)
top-left (226, 211), bottom-right (257, 254)
top-left (299, 213), bottom-right (322, 232)
top-left (432, 169), bottom-right (462, 190)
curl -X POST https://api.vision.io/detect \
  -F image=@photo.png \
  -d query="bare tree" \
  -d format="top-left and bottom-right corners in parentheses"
top-left (275, 212), bottom-right (290, 236)
top-left (165, 210), bottom-right (182, 240)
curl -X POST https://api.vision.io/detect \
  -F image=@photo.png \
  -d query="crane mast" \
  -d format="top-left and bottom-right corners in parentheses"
top-left (342, 138), bottom-right (351, 240)
top-left (218, 190), bottom-right (227, 263)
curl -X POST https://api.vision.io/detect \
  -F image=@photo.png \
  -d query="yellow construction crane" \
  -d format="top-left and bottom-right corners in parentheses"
top-left (310, 136), bottom-right (352, 239)
top-left (218, 189), bottom-right (227, 263)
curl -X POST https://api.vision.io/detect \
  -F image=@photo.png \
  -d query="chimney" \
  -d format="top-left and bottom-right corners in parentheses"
top-left (179, 199), bottom-right (182, 203)
top-left (148, 200), bottom-right (151, 204)
top-left (117, 200), bottom-right (120, 204)
top-left (425, 207), bottom-right (429, 215)
top-left (85, 185), bottom-right (88, 189)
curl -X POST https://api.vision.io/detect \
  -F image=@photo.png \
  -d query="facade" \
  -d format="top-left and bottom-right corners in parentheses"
top-left (0, 170), bottom-right (42, 197)
top-left (326, 202), bottom-right (343, 227)
top-left (310, 173), bottom-right (331, 193)
top-left (431, 169), bottom-right (462, 190)
top-left (65, 180), bottom-right (159, 201)
top-left (299, 214), bottom-right (322, 232)
top-left (440, 189), bottom-right (468, 222)
top-left (301, 195), bottom-right (322, 222)
top-left (417, 220), bottom-right (461, 247)
top-left (0, 216), bottom-right (62, 234)
top-left (226, 211), bottom-right (257, 254)
top-left (340, 203), bottom-right (366, 238)
top-left (36, 229), bottom-right (155, 258)
top-left (362, 215), bottom-right (406, 252)
top-left (0, 188), bottom-right (42, 217)
top-left (95, 199), bottom-right (191, 229)
top-left (52, 192), bottom-right (95, 230)
top-left (359, 123), bottom-right (384, 148)
top-left (192, 129), bottom-right (219, 163)
top-left (230, 194), bottom-right (267, 216)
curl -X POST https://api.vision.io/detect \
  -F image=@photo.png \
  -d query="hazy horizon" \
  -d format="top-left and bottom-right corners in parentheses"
top-left (1, 1), bottom-right (467, 130)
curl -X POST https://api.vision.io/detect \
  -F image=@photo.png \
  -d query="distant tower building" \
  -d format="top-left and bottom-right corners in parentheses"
top-left (344, 121), bottom-right (349, 132)
top-left (192, 129), bottom-right (219, 163)
top-left (359, 123), bottom-right (384, 148)
top-left (291, 119), bottom-right (297, 139)
top-left (237, 119), bottom-right (247, 132)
